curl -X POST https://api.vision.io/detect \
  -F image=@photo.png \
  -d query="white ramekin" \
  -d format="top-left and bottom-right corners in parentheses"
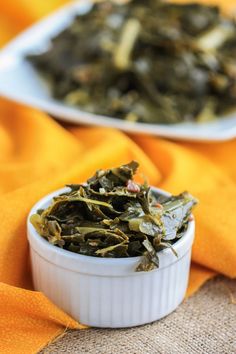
top-left (27, 187), bottom-right (195, 328)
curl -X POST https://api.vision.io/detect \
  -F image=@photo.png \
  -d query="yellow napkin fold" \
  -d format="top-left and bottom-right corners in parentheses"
top-left (0, 1), bottom-right (236, 353)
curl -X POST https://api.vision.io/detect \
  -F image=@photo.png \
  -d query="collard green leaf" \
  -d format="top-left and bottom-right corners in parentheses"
top-left (161, 192), bottom-right (197, 240)
top-left (95, 241), bottom-right (128, 257)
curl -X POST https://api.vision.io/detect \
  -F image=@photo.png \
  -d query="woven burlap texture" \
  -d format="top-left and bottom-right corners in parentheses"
top-left (41, 277), bottom-right (236, 354)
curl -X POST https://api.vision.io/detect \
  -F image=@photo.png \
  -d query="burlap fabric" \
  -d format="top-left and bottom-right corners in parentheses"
top-left (41, 277), bottom-right (236, 354)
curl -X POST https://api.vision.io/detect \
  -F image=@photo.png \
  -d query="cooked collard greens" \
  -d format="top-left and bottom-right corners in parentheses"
top-left (30, 162), bottom-right (197, 271)
top-left (27, 0), bottom-right (236, 124)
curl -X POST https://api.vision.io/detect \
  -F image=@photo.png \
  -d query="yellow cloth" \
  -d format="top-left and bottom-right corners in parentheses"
top-left (0, 0), bottom-right (236, 353)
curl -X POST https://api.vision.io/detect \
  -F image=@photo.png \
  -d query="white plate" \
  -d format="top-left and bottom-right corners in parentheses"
top-left (0, 0), bottom-right (236, 142)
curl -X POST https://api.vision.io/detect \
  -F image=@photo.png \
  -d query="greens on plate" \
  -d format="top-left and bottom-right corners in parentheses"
top-left (27, 0), bottom-right (236, 124)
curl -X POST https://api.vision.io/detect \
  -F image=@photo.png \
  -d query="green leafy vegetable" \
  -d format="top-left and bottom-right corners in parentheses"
top-left (27, 0), bottom-right (236, 124)
top-left (30, 161), bottom-right (197, 271)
